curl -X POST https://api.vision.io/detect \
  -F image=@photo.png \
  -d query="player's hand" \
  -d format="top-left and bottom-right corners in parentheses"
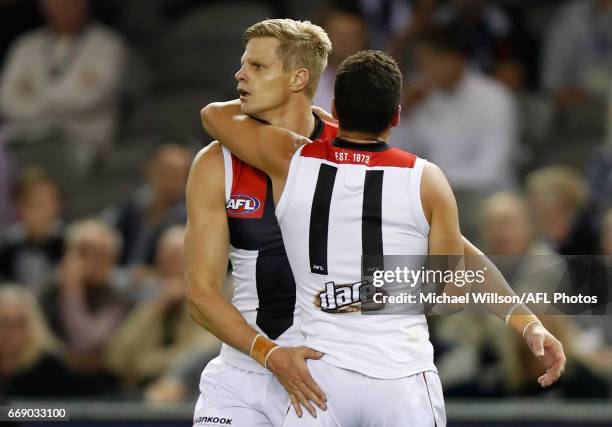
top-left (266, 346), bottom-right (326, 418)
top-left (524, 322), bottom-right (566, 388)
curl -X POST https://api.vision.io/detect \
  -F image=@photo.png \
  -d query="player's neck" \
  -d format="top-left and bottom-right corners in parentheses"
top-left (259, 96), bottom-right (315, 138)
top-left (337, 129), bottom-right (390, 144)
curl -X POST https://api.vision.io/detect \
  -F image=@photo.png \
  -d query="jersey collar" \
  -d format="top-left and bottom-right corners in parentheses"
top-left (309, 114), bottom-right (325, 140)
top-left (332, 138), bottom-right (390, 152)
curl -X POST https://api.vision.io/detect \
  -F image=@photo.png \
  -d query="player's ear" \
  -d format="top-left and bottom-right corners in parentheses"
top-left (331, 99), bottom-right (338, 120)
top-left (290, 68), bottom-right (309, 93)
top-left (390, 105), bottom-right (401, 128)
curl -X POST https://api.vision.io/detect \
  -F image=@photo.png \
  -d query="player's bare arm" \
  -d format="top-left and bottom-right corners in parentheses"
top-left (186, 142), bottom-right (262, 353)
top-left (421, 162), bottom-right (466, 313)
top-left (201, 100), bottom-right (308, 201)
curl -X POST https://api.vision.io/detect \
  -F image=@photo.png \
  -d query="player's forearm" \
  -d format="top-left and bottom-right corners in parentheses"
top-left (200, 100), bottom-right (254, 159)
top-left (462, 237), bottom-right (541, 333)
top-left (187, 283), bottom-right (259, 356)
top-left (201, 100), bottom-right (276, 173)
top-left (200, 100), bottom-right (241, 136)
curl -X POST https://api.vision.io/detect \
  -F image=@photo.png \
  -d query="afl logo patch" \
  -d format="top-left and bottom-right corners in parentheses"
top-left (226, 193), bottom-right (261, 215)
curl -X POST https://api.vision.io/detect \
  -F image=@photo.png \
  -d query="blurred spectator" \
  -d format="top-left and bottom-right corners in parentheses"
top-left (526, 166), bottom-right (599, 255)
top-left (392, 0), bottom-right (535, 78)
top-left (0, 285), bottom-right (75, 399)
top-left (0, 0), bottom-right (126, 170)
top-left (540, 0), bottom-right (612, 167)
top-left (0, 168), bottom-right (64, 291)
top-left (104, 144), bottom-right (192, 267)
top-left (439, 0), bottom-right (522, 74)
top-left (481, 192), bottom-right (535, 256)
top-left (479, 192), bottom-right (564, 308)
top-left (542, 0), bottom-right (612, 111)
top-left (106, 226), bottom-right (220, 387)
top-left (39, 219), bottom-right (130, 395)
top-left (313, 6), bottom-right (368, 111)
top-left (392, 22), bottom-right (518, 238)
top-left (356, 0), bottom-right (411, 49)
top-left (493, 55), bottom-right (553, 175)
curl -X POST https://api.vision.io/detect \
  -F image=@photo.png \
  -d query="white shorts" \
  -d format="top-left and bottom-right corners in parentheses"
top-left (281, 359), bottom-right (446, 427)
top-left (193, 357), bottom-right (290, 427)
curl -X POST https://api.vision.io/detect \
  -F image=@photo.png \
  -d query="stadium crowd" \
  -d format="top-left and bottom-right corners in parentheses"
top-left (1, 0), bottom-right (612, 403)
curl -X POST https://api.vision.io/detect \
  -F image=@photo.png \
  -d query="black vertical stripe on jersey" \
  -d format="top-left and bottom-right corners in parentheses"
top-left (254, 177), bottom-right (296, 339)
top-left (309, 164), bottom-right (338, 275)
top-left (362, 170), bottom-right (384, 276)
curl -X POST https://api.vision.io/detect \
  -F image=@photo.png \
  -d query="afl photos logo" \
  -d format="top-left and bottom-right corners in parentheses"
top-left (226, 193), bottom-right (261, 215)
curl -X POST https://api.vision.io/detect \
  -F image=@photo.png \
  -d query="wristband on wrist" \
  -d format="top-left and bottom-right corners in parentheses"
top-left (249, 334), bottom-right (278, 367)
top-left (522, 319), bottom-right (541, 338)
top-left (264, 345), bottom-right (282, 369)
top-left (504, 303), bottom-right (521, 324)
top-left (507, 312), bottom-right (541, 338)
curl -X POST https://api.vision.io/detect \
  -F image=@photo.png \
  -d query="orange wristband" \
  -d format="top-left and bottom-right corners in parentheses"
top-left (508, 314), bottom-right (541, 337)
top-left (249, 334), bottom-right (278, 367)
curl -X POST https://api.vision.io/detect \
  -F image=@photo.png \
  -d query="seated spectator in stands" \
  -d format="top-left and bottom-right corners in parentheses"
top-left (127, 215), bottom-right (188, 302)
top-left (392, 22), bottom-right (518, 238)
top-left (104, 144), bottom-right (192, 267)
top-left (0, 285), bottom-right (75, 399)
top-left (526, 166), bottom-right (599, 255)
top-left (39, 219), bottom-right (130, 395)
top-left (0, 168), bottom-right (64, 292)
top-left (313, 5), bottom-right (368, 111)
top-left (106, 226), bottom-right (219, 388)
top-left (0, 0), bottom-right (125, 170)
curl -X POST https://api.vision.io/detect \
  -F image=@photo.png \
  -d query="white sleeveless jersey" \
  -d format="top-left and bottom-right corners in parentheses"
top-left (217, 120), bottom-right (338, 374)
top-left (275, 137), bottom-right (435, 379)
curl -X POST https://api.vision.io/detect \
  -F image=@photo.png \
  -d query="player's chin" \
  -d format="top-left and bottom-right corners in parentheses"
top-left (239, 100), bottom-right (254, 114)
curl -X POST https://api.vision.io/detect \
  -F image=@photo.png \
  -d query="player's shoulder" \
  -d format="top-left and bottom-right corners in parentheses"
top-left (383, 146), bottom-right (419, 168)
top-left (193, 141), bottom-right (223, 164)
top-left (190, 141), bottom-right (224, 179)
top-left (420, 161), bottom-right (456, 219)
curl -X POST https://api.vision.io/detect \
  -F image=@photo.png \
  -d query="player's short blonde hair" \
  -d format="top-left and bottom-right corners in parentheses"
top-left (243, 18), bottom-right (332, 99)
